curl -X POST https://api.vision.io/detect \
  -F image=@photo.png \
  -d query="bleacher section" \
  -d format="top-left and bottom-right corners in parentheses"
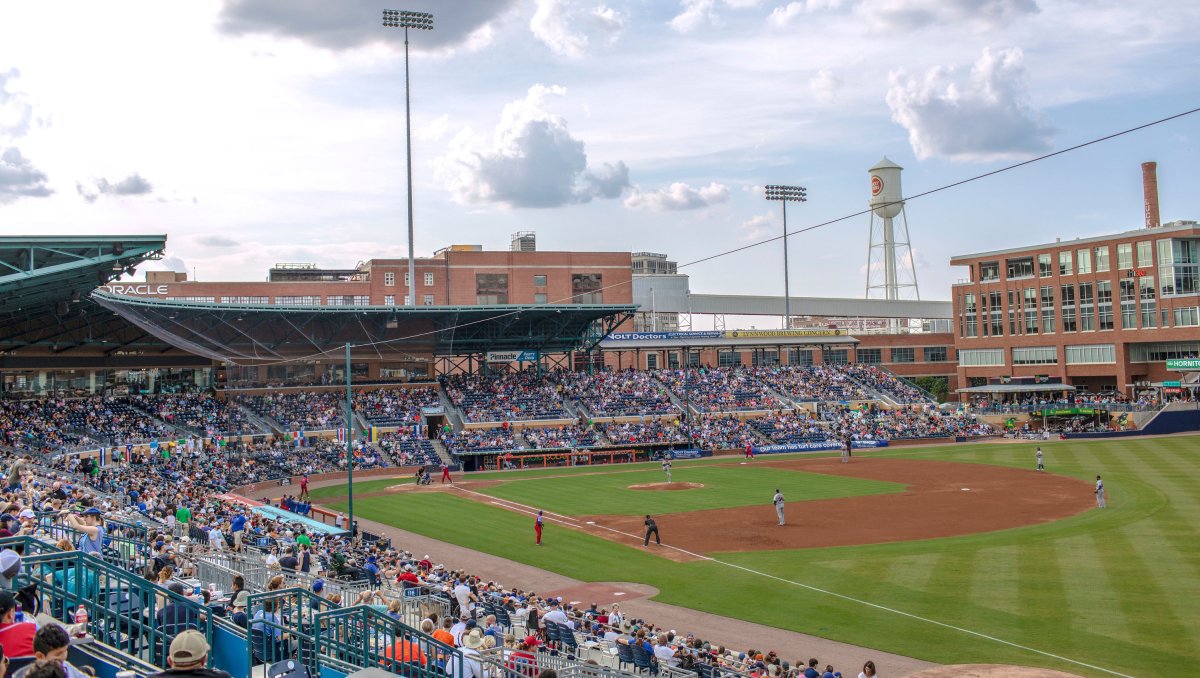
top-left (655, 368), bottom-right (779, 412)
top-left (441, 373), bottom-right (567, 422)
top-left (236, 391), bottom-right (345, 431)
top-left (128, 393), bottom-right (261, 436)
top-left (555, 371), bottom-right (678, 417)
top-left (354, 387), bottom-right (440, 427)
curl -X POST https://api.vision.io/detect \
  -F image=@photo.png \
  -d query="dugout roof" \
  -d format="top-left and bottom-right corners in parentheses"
top-left (0, 236), bottom-right (194, 361)
top-left (91, 292), bottom-right (636, 362)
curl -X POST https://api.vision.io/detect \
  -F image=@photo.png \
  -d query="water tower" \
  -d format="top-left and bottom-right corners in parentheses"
top-left (865, 157), bottom-right (920, 301)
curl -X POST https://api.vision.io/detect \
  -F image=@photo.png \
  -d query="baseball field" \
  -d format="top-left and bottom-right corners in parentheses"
top-left (311, 434), bottom-right (1200, 677)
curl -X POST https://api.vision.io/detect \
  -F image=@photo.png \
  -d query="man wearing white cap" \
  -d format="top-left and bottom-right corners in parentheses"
top-left (448, 628), bottom-right (486, 678)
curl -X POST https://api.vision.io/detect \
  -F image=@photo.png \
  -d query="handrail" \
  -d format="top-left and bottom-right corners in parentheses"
top-left (313, 604), bottom-right (461, 678)
top-left (19, 550), bottom-right (215, 670)
top-left (246, 587), bottom-right (339, 675)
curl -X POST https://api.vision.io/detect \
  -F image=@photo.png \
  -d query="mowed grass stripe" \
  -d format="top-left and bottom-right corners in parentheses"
top-left (968, 544), bottom-right (1019, 615)
top-left (476, 465), bottom-right (903, 516)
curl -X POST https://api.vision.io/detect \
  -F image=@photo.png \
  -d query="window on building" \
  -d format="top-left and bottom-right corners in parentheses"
top-left (646, 353), bottom-right (658, 370)
top-left (1065, 344), bottom-right (1116, 364)
top-left (961, 293), bottom-right (977, 337)
top-left (857, 348), bottom-right (882, 365)
top-left (1008, 289), bottom-right (1018, 335)
top-left (571, 273), bottom-right (604, 303)
top-left (384, 295), bottom-right (395, 306)
top-left (403, 295), bottom-right (411, 306)
top-left (1174, 307), bottom-right (1200, 327)
top-left (422, 294), bottom-right (434, 306)
top-left (533, 274), bottom-right (548, 286)
top-left (979, 261), bottom-right (1000, 281)
top-left (666, 352), bottom-right (680, 370)
top-left (1012, 346), bottom-right (1058, 365)
top-left (822, 349), bottom-right (849, 365)
top-left (1097, 281), bottom-right (1113, 330)
top-left (924, 346), bottom-right (948, 362)
top-left (1117, 243), bottom-right (1133, 270)
top-left (275, 296), bottom-right (321, 305)
top-left (1006, 257), bottom-right (1035, 279)
top-left (384, 272), bottom-right (395, 287)
top-left (404, 272), bottom-right (411, 286)
top-left (1128, 341), bottom-right (1200, 361)
top-left (534, 293), bottom-right (548, 304)
top-left (718, 351), bottom-right (741, 368)
top-left (959, 349), bottom-right (1005, 366)
top-left (1094, 245), bottom-right (1110, 273)
top-left (1024, 288), bottom-right (1038, 334)
top-left (1158, 238), bottom-right (1199, 296)
top-left (891, 347), bottom-right (916, 363)
top-left (170, 296), bottom-right (216, 303)
top-left (1077, 248), bottom-right (1092, 274)
top-left (1137, 240), bottom-right (1153, 268)
top-left (1040, 286), bottom-right (1055, 334)
top-left (476, 274), bottom-right (509, 304)
top-left (687, 351), bottom-right (701, 368)
top-left (1060, 284), bottom-right (1076, 333)
top-left (326, 295), bottom-right (370, 306)
top-left (989, 291), bottom-right (1003, 336)
top-left (1140, 276), bottom-right (1156, 328)
top-left (1058, 251), bottom-right (1073, 276)
top-left (1038, 254), bottom-right (1053, 277)
top-left (1079, 282), bottom-right (1095, 331)
top-left (219, 296), bottom-right (269, 304)
top-left (424, 272), bottom-right (434, 287)
top-left (752, 350), bottom-right (780, 367)
top-left (789, 349), bottom-right (813, 366)
top-left (1119, 279), bottom-right (1136, 329)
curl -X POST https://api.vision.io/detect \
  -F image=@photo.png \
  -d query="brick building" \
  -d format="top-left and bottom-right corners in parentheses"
top-left (950, 220), bottom-right (1200, 398)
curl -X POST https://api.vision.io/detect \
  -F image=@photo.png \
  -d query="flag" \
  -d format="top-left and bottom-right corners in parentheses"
top-left (337, 428), bottom-right (347, 443)
top-left (369, 427), bottom-right (379, 443)
top-left (98, 447), bottom-right (107, 467)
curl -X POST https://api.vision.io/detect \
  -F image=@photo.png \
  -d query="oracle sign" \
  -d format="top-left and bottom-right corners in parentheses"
top-left (103, 284), bottom-right (169, 295)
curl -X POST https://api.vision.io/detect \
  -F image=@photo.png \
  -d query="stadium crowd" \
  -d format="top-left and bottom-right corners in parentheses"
top-left (236, 391), bottom-right (345, 431)
top-left (554, 370), bottom-right (678, 417)
top-left (753, 366), bottom-right (872, 403)
top-left (655, 369), bottom-right (779, 412)
top-left (441, 373), bottom-right (567, 423)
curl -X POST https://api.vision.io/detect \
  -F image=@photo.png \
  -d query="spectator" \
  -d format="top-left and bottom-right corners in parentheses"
top-left (147, 629), bottom-right (233, 678)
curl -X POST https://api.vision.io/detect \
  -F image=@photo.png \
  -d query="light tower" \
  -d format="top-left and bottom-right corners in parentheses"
top-left (865, 157), bottom-right (919, 304)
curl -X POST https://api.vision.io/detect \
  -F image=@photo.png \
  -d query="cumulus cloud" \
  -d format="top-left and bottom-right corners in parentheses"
top-left (739, 212), bottom-right (774, 241)
top-left (531, 0), bottom-right (625, 57)
top-left (217, 0), bottom-right (519, 52)
top-left (768, 0), bottom-right (845, 27)
top-left (624, 181), bottom-right (730, 211)
top-left (885, 47), bottom-right (1054, 161)
top-left (438, 84), bottom-right (630, 208)
top-left (809, 68), bottom-right (842, 103)
top-left (197, 235), bottom-right (241, 248)
top-left (0, 147), bottom-right (52, 203)
top-left (76, 173), bottom-right (154, 203)
top-left (0, 69), bottom-right (34, 139)
top-left (670, 0), bottom-right (717, 32)
top-left (864, 0), bottom-right (1038, 32)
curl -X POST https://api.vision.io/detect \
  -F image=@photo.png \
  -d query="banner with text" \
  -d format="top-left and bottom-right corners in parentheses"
top-left (486, 350), bottom-right (539, 362)
top-left (753, 439), bottom-right (888, 454)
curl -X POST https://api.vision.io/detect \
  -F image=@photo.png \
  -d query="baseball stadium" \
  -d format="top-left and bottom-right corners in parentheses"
top-left (3, 9), bottom-right (1200, 678)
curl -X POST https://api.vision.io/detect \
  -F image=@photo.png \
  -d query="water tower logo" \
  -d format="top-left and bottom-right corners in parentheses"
top-left (870, 175), bottom-right (883, 196)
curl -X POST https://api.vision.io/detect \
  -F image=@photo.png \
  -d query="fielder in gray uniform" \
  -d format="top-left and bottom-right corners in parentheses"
top-left (1095, 475), bottom-right (1106, 508)
top-left (773, 488), bottom-right (785, 525)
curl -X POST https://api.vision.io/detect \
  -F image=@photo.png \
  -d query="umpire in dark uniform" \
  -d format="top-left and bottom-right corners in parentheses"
top-left (643, 515), bottom-right (660, 547)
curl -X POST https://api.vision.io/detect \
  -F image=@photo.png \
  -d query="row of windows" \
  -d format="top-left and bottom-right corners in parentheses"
top-left (383, 272), bottom-right (436, 287)
top-left (978, 241), bottom-right (1155, 282)
top-left (856, 347), bottom-right (948, 364)
top-left (475, 273), bottom-right (604, 305)
top-left (961, 344), bottom-right (1118, 367)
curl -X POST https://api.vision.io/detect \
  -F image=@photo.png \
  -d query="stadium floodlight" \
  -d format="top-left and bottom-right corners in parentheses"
top-left (382, 9), bottom-right (434, 306)
top-left (764, 184), bottom-right (807, 329)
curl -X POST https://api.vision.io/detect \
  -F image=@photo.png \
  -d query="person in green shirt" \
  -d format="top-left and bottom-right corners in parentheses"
top-left (296, 532), bottom-right (311, 549)
top-left (176, 505), bottom-right (191, 537)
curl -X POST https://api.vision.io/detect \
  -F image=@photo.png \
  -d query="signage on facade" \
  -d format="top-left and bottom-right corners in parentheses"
top-left (1165, 358), bottom-right (1200, 370)
top-left (103, 284), bottom-right (169, 295)
top-left (606, 331), bottom-right (723, 341)
top-left (1162, 381), bottom-right (1182, 388)
top-left (725, 329), bottom-right (844, 338)
top-left (486, 350), bottom-right (538, 362)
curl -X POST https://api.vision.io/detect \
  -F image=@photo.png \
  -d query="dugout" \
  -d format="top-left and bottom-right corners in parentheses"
top-left (465, 446), bottom-right (663, 471)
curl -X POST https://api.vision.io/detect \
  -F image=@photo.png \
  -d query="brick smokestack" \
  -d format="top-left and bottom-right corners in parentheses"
top-left (1142, 161), bottom-right (1161, 229)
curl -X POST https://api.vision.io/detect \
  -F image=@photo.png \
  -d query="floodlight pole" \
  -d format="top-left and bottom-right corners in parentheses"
top-left (345, 342), bottom-right (354, 541)
top-left (765, 185), bottom-right (807, 331)
top-left (383, 9), bottom-right (434, 307)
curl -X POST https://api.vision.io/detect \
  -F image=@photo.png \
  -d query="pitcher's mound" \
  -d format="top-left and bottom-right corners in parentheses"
top-left (628, 482), bottom-right (704, 491)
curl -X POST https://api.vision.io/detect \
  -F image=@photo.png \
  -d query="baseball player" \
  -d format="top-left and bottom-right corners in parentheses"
top-left (1095, 475), bottom-right (1106, 508)
top-left (441, 464), bottom-right (453, 484)
top-left (662, 457), bottom-right (672, 483)
top-left (1036, 447), bottom-right (1044, 471)
top-left (535, 510), bottom-right (544, 545)
top-left (773, 488), bottom-right (785, 526)
top-left (643, 515), bottom-right (660, 546)
top-left (841, 437), bottom-right (850, 464)
top-left (744, 444), bottom-right (755, 461)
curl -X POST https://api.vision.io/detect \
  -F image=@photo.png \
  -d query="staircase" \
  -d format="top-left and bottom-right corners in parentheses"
top-left (431, 439), bottom-right (454, 467)
top-left (654, 375), bottom-right (694, 418)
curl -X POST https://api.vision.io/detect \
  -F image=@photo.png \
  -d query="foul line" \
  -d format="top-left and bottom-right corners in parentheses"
top-left (451, 486), bottom-right (1132, 678)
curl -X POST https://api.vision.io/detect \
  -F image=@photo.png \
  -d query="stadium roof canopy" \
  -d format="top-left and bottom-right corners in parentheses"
top-left (0, 235), bottom-right (179, 355)
top-left (92, 291), bottom-right (636, 362)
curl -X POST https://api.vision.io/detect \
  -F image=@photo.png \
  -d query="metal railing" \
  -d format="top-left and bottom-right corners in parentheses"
top-left (19, 550), bottom-right (215, 670)
top-left (246, 587), bottom-right (338, 675)
top-left (313, 603), bottom-right (461, 678)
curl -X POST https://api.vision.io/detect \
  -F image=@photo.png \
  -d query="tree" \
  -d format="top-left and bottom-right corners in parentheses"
top-left (912, 376), bottom-right (949, 402)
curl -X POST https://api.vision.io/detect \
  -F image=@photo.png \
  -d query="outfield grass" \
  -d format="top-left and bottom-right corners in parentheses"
top-left (324, 436), bottom-right (1200, 677)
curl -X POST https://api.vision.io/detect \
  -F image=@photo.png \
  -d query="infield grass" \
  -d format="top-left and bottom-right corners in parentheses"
top-left (324, 435), bottom-right (1200, 677)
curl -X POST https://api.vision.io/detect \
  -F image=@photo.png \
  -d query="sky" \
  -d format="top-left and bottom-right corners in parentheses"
top-left (1, 0), bottom-right (1198, 304)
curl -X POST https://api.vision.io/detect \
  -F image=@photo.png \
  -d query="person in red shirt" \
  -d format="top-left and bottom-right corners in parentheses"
top-left (441, 464), bottom-right (453, 484)
top-left (397, 564), bottom-right (421, 587)
top-left (744, 444), bottom-right (755, 461)
top-left (0, 591), bottom-right (36, 658)
top-left (298, 475), bottom-right (309, 500)
top-left (534, 511), bottom-right (543, 546)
